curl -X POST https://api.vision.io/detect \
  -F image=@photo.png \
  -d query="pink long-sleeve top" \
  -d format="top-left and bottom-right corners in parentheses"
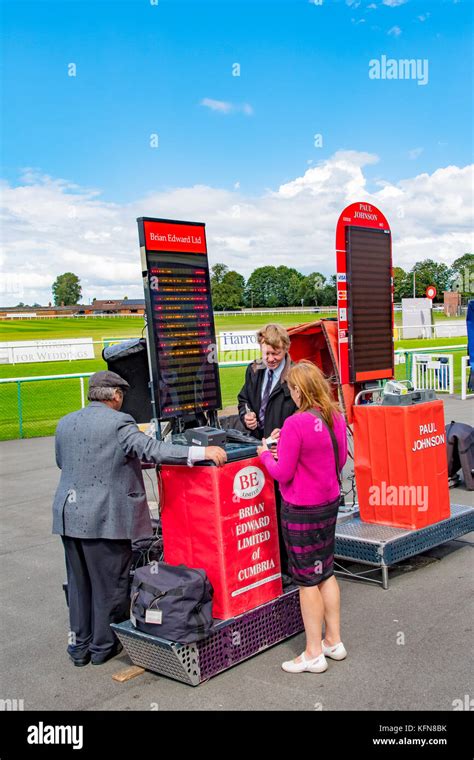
top-left (259, 410), bottom-right (348, 506)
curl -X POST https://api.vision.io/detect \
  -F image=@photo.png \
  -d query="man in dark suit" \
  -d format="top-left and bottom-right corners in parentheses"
top-left (237, 324), bottom-right (297, 577)
top-left (237, 323), bottom-right (296, 440)
top-left (53, 370), bottom-right (226, 667)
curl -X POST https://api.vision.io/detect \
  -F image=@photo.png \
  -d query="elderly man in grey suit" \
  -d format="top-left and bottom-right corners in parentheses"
top-left (53, 370), bottom-right (226, 666)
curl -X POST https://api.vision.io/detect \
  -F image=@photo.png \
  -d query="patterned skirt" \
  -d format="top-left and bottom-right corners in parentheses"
top-left (280, 497), bottom-right (340, 587)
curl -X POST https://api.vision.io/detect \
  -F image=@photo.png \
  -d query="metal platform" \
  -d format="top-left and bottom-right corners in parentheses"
top-left (111, 586), bottom-right (303, 686)
top-left (111, 504), bottom-right (473, 685)
top-left (334, 503), bottom-right (474, 589)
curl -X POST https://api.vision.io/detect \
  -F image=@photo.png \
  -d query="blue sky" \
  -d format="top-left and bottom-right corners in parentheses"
top-left (1, 0), bottom-right (472, 305)
top-left (2, 0), bottom-right (472, 202)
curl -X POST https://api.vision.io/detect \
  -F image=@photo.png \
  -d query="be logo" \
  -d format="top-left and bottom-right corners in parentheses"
top-left (233, 466), bottom-right (265, 500)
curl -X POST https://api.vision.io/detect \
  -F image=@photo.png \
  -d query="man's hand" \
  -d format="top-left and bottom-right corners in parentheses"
top-left (244, 411), bottom-right (258, 430)
top-left (204, 446), bottom-right (227, 467)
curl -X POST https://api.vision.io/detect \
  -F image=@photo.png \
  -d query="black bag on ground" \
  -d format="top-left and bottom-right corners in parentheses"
top-left (131, 518), bottom-right (163, 572)
top-left (446, 421), bottom-right (474, 491)
top-left (130, 563), bottom-right (214, 643)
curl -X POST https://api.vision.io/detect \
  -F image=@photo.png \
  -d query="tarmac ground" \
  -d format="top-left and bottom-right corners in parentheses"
top-left (0, 396), bottom-right (472, 711)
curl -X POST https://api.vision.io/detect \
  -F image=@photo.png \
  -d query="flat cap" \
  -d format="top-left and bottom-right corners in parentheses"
top-left (88, 370), bottom-right (130, 390)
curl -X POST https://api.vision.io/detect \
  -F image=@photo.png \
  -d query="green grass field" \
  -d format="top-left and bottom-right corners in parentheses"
top-left (0, 316), bottom-right (468, 440)
top-left (0, 308), bottom-right (465, 344)
top-left (0, 312), bottom-right (337, 343)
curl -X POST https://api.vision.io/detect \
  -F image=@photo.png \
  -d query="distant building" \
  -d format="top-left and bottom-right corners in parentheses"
top-left (0, 299), bottom-right (145, 318)
top-left (443, 291), bottom-right (462, 317)
top-left (85, 299), bottom-right (145, 315)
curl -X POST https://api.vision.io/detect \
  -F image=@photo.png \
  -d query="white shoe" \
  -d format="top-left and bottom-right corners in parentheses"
top-left (322, 639), bottom-right (347, 660)
top-left (281, 651), bottom-right (328, 673)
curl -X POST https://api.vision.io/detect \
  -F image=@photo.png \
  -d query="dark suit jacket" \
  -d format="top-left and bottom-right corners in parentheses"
top-left (52, 401), bottom-right (190, 540)
top-left (237, 355), bottom-right (297, 439)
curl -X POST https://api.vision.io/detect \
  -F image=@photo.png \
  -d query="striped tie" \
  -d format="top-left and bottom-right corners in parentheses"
top-left (258, 369), bottom-right (274, 428)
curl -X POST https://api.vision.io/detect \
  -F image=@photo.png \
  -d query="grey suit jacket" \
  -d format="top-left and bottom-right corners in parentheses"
top-left (52, 401), bottom-right (190, 540)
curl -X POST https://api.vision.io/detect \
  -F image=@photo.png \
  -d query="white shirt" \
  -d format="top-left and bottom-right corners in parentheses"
top-left (187, 446), bottom-right (206, 466)
top-left (260, 360), bottom-right (285, 399)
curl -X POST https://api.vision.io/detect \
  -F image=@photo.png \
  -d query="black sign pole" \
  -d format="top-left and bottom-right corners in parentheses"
top-left (138, 219), bottom-right (163, 441)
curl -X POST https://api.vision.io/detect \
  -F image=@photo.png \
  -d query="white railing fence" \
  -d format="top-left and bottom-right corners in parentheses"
top-left (411, 353), bottom-right (454, 395)
top-left (461, 356), bottom-right (474, 401)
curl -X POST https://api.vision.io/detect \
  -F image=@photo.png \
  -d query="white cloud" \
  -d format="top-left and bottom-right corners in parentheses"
top-left (200, 98), bottom-right (233, 114)
top-left (388, 25), bottom-right (402, 36)
top-left (367, 3), bottom-right (378, 8)
top-left (200, 98), bottom-right (253, 116)
top-left (382, 0), bottom-right (408, 6)
top-left (1, 154), bottom-right (472, 305)
top-left (417, 13), bottom-right (430, 22)
top-left (408, 147), bottom-right (424, 159)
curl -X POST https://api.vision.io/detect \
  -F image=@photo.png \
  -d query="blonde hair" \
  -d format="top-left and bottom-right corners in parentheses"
top-left (256, 323), bottom-right (290, 352)
top-left (287, 360), bottom-right (341, 429)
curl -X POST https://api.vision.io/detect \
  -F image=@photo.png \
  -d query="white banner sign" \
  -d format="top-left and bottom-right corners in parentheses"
top-left (5, 312), bottom-right (37, 319)
top-left (402, 298), bottom-right (433, 339)
top-left (0, 338), bottom-right (95, 364)
top-left (219, 331), bottom-right (259, 352)
top-left (434, 321), bottom-right (466, 338)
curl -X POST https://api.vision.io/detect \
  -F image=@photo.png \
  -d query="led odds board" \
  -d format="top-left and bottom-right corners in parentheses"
top-left (336, 203), bottom-right (394, 385)
top-left (138, 217), bottom-right (222, 420)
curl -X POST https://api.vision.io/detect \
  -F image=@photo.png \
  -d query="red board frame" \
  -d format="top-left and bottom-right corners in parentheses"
top-left (335, 202), bottom-right (394, 385)
top-left (143, 220), bottom-right (207, 254)
top-left (137, 216), bottom-right (222, 421)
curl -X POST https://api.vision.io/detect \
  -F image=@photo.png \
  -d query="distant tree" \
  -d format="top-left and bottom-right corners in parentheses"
top-left (299, 272), bottom-right (327, 306)
top-left (274, 267), bottom-right (305, 306)
top-left (319, 275), bottom-right (337, 307)
top-left (211, 266), bottom-right (245, 310)
top-left (451, 253), bottom-right (474, 296)
top-left (409, 260), bottom-right (451, 301)
top-left (222, 270), bottom-right (245, 295)
top-left (245, 266), bottom-right (307, 308)
top-left (393, 266), bottom-right (412, 302)
top-left (245, 266), bottom-right (279, 307)
top-left (210, 263), bottom-right (229, 285)
top-left (52, 273), bottom-right (82, 306)
top-left (287, 272), bottom-right (305, 306)
top-left (320, 286), bottom-right (336, 306)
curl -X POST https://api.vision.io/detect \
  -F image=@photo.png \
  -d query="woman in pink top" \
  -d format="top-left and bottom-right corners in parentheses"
top-left (258, 360), bottom-right (348, 674)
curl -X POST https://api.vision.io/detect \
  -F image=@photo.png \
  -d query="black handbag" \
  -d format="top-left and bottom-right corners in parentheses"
top-left (130, 562), bottom-right (214, 643)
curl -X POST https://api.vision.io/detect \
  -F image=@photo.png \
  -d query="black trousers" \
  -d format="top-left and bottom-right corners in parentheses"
top-left (62, 536), bottom-right (132, 660)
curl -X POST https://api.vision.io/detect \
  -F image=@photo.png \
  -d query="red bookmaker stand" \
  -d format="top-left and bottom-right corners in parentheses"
top-left (353, 400), bottom-right (450, 530)
top-left (161, 456), bottom-right (283, 620)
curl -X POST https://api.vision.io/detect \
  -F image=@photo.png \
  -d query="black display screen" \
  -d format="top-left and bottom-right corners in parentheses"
top-left (346, 225), bottom-right (394, 383)
top-left (138, 218), bottom-right (222, 420)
